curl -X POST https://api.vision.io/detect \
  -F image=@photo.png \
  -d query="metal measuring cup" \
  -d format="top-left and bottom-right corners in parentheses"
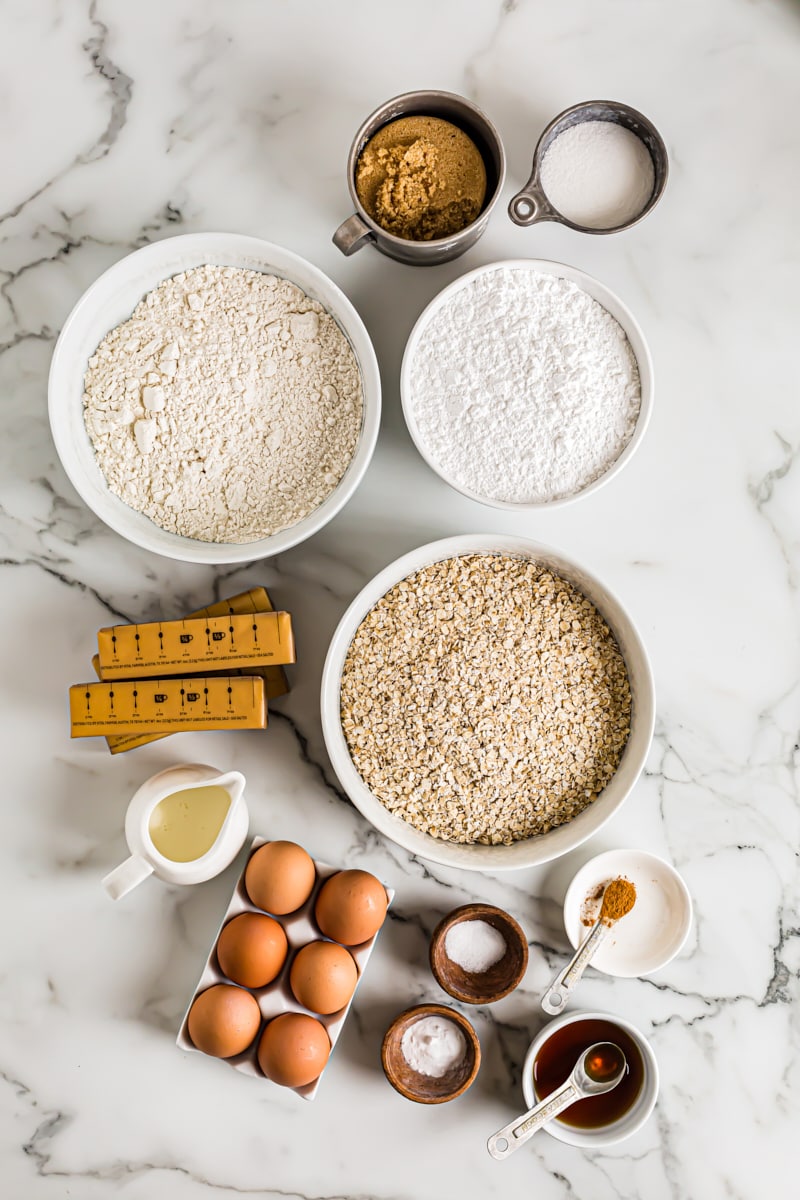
top-left (333, 89), bottom-right (506, 266)
top-left (508, 100), bottom-right (668, 233)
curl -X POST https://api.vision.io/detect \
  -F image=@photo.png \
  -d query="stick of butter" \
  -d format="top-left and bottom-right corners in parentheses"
top-left (96, 587), bottom-right (289, 754)
top-left (70, 677), bottom-right (267, 737)
top-left (97, 611), bottom-right (295, 679)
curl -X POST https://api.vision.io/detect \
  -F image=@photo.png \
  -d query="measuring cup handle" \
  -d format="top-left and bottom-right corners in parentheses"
top-left (333, 213), bottom-right (376, 256)
top-left (507, 178), bottom-right (553, 227)
top-left (102, 854), bottom-right (154, 901)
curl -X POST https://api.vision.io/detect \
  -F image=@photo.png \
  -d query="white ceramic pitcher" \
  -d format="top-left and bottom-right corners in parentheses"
top-left (102, 763), bottom-right (248, 901)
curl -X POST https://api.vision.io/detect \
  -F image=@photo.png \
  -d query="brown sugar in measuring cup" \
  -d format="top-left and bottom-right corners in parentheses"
top-left (354, 115), bottom-right (488, 242)
top-left (333, 89), bottom-right (506, 266)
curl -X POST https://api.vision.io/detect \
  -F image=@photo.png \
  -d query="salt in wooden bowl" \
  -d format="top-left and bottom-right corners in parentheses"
top-left (429, 903), bottom-right (529, 1004)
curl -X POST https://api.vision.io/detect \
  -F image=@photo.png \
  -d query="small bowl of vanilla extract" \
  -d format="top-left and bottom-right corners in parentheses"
top-left (521, 1011), bottom-right (659, 1147)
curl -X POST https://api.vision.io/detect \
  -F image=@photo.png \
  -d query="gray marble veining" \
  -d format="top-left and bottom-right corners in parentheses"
top-left (1, 1), bottom-right (798, 1198)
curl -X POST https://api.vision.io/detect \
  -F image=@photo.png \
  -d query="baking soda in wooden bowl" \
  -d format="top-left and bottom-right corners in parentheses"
top-left (401, 259), bottom-right (653, 509)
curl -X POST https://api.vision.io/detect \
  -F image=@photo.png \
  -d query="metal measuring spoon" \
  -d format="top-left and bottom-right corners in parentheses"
top-left (541, 879), bottom-right (634, 1015)
top-left (540, 915), bottom-right (611, 1015)
top-left (487, 1042), bottom-right (627, 1160)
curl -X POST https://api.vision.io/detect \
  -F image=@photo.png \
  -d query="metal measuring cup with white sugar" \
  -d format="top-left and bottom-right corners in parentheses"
top-left (509, 100), bottom-right (668, 233)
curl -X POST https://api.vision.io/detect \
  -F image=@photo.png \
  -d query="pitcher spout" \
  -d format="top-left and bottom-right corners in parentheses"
top-left (214, 770), bottom-right (247, 809)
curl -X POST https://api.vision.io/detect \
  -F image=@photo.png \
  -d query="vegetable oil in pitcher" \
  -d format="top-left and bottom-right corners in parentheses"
top-left (148, 785), bottom-right (232, 862)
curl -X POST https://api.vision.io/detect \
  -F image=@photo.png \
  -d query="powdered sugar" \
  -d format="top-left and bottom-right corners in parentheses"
top-left (406, 266), bottom-right (641, 504)
top-left (83, 264), bottom-right (363, 543)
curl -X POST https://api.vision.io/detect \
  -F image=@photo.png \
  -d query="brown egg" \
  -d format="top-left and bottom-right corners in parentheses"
top-left (257, 1012), bottom-right (331, 1088)
top-left (187, 984), bottom-right (261, 1058)
top-left (314, 869), bottom-right (388, 946)
top-left (290, 941), bottom-right (359, 1015)
top-left (216, 912), bottom-right (288, 989)
top-left (245, 841), bottom-right (316, 915)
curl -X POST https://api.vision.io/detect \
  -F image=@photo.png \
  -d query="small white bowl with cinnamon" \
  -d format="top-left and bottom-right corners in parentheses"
top-left (563, 848), bottom-right (693, 977)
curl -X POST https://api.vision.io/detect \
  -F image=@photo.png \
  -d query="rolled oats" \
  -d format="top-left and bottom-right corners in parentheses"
top-left (340, 554), bottom-right (632, 845)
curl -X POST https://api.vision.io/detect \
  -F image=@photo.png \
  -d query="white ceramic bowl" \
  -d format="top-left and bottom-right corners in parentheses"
top-left (522, 1010), bottom-right (659, 1147)
top-left (48, 233), bottom-right (381, 563)
top-left (400, 258), bottom-right (653, 510)
top-left (320, 535), bottom-right (655, 871)
top-left (563, 848), bottom-right (693, 977)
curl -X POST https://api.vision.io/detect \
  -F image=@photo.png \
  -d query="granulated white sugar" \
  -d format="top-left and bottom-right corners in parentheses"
top-left (445, 920), bottom-right (507, 973)
top-left (83, 264), bottom-right (363, 543)
top-left (407, 266), bottom-right (641, 504)
top-left (540, 120), bottom-right (655, 230)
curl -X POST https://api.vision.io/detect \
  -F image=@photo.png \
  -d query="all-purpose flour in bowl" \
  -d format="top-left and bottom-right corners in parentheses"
top-left (402, 262), bottom-right (644, 506)
top-left (82, 264), bottom-right (363, 543)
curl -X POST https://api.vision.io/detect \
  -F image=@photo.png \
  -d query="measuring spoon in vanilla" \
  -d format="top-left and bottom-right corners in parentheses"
top-left (541, 879), bottom-right (636, 1015)
top-left (487, 1041), bottom-right (627, 1159)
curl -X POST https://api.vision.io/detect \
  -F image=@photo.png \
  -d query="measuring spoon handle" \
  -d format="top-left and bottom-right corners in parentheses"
top-left (541, 919), bottom-right (610, 1015)
top-left (487, 1077), bottom-right (579, 1159)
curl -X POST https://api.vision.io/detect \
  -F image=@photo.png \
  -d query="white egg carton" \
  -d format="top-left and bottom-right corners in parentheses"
top-left (176, 835), bottom-right (393, 1100)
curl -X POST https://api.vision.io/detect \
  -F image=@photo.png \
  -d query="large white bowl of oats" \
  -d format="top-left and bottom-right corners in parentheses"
top-left (48, 233), bottom-right (380, 563)
top-left (321, 535), bottom-right (655, 870)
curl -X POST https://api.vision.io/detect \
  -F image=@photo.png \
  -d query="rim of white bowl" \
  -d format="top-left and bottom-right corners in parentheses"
top-left (48, 233), bottom-right (381, 564)
top-left (521, 1009), bottom-right (660, 1147)
top-left (400, 258), bottom-right (653, 511)
top-left (563, 848), bottom-right (693, 977)
top-left (320, 534), bottom-right (656, 871)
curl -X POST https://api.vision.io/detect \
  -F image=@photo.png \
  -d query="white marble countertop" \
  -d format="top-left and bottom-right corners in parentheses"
top-left (2, 2), bottom-right (798, 1197)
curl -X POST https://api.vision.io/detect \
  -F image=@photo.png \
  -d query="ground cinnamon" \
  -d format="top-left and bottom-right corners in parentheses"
top-left (599, 878), bottom-right (636, 924)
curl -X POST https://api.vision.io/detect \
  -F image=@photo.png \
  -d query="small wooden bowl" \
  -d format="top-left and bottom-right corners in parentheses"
top-left (381, 1003), bottom-right (480, 1104)
top-left (429, 903), bottom-right (529, 1004)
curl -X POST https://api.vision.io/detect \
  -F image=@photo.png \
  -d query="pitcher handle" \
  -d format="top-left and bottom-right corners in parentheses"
top-left (102, 854), bottom-right (154, 901)
top-left (333, 213), bottom-right (376, 256)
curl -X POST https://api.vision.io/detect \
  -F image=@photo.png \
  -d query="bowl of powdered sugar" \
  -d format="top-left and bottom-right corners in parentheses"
top-left (49, 233), bottom-right (380, 562)
top-left (401, 259), bottom-right (652, 509)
